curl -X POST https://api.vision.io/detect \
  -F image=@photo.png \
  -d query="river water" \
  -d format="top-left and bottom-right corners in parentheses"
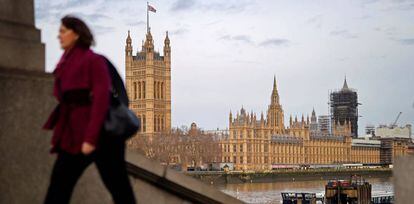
top-left (217, 177), bottom-right (393, 204)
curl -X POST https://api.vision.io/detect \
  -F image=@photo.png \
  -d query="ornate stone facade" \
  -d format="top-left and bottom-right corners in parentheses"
top-left (220, 78), bottom-right (393, 171)
top-left (125, 30), bottom-right (171, 143)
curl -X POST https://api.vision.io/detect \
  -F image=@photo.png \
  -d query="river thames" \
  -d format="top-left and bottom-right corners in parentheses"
top-left (217, 177), bottom-right (393, 204)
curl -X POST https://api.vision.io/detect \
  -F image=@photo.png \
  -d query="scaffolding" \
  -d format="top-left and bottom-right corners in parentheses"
top-left (329, 79), bottom-right (359, 138)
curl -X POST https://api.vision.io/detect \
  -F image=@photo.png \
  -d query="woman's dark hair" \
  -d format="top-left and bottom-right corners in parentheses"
top-left (61, 16), bottom-right (95, 48)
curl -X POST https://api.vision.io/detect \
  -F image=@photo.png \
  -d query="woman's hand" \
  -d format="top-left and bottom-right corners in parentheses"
top-left (81, 142), bottom-right (96, 155)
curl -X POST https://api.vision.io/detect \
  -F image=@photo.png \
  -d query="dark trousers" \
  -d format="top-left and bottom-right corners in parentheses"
top-left (44, 136), bottom-right (136, 204)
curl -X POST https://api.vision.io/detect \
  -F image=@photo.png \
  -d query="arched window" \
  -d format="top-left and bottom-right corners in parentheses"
top-left (138, 82), bottom-right (141, 99)
top-left (143, 81), bottom-right (146, 99)
top-left (133, 82), bottom-right (137, 99)
top-left (161, 116), bottom-right (164, 131)
top-left (142, 114), bottom-right (146, 132)
top-left (154, 82), bottom-right (156, 98)
top-left (157, 82), bottom-right (159, 99)
top-left (161, 82), bottom-right (164, 99)
top-left (154, 116), bottom-right (157, 131)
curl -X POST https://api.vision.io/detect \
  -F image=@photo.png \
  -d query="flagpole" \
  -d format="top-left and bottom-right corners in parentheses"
top-left (146, 1), bottom-right (149, 33)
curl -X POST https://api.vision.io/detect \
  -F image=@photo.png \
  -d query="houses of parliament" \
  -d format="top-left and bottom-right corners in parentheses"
top-left (220, 78), bottom-right (408, 171)
top-left (124, 29), bottom-right (408, 171)
top-left (124, 29), bottom-right (171, 146)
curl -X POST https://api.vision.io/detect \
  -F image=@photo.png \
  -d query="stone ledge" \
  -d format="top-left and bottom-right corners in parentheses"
top-left (0, 20), bottom-right (41, 42)
top-left (394, 156), bottom-right (414, 204)
top-left (0, 37), bottom-right (45, 72)
top-left (126, 150), bottom-right (244, 204)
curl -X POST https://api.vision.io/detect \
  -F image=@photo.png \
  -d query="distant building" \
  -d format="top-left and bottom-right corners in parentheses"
top-left (365, 125), bottom-right (376, 136)
top-left (309, 109), bottom-right (318, 134)
top-left (219, 77), bottom-right (394, 171)
top-left (330, 77), bottom-right (359, 138)
top-left (318, 115), bottom-right (331, 135)
top-left (376, 124), bottom-right (412, 140)
top-left (124, 29), bottom-right (171, 144)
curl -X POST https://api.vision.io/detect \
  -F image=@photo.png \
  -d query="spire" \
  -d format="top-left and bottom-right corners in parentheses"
top-left (342, 75), bottom-right (349, 90)
top-left (126, 30), bottom-right (132, 44)
top-left (311, 107), bottom-right (317, 122)
top-left (125, 30), bottom-right (132, 56)
top-left (164, 31), bottom-right (171, 60)
top-left (240, 106), bottom-right (246, 115)
top-left (144, 29), bottom-right (154, 53)
top-left (164, 31), bottom-right (170, 45)
top-left (271, 76), bottom-right (280, 105)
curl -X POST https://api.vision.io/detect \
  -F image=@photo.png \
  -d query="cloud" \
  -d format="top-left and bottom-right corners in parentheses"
top-left (259, 38), bottom-right (290, 47)
top-left (35, 0), bottom-right (103, 23)
top-left (170, 0), bottom-right (251, 13)
top-left (374, 26), bottom-right (397, 37)
top-left (219, 34), bottom-right (253, 44)
top-left (330, 29), bottom-right (358, 39)
top-left (67, 12), bottom-right (111, 22)
top-left (396, 38), bottom-right (414, 45)
top-left (92, 25), bottom-right (115, 35)
top-left (170, 0), bottom-right (196, 12)
top-left (306, 14), bottom-right (323, 29)
top-left (125, 20), bottom-right (146, 27)
top-left (170, 28), bottom-right (189, 36)
top-left (219, 35), bottom-right (290, 47)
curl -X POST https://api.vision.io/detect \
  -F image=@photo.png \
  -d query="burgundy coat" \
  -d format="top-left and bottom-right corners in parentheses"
top-left (43, 45), bottom-right (111, 154)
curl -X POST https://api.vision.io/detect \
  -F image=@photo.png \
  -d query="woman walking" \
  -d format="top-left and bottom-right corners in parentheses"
top-left (42, 16), bottom-right (136, 204)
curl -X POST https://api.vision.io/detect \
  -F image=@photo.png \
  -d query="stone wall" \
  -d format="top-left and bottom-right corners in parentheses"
top-left (394, 156), bottom-right (414, 204)
top-left (0, 0), bottom-right (243, 203)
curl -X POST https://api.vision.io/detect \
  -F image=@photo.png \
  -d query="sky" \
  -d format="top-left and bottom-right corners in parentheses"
top-left (34, 0), bottom-right (414, 134)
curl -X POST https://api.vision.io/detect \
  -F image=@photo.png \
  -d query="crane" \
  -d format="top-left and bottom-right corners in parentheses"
top-left (391, 112), bottom-right (402, 128)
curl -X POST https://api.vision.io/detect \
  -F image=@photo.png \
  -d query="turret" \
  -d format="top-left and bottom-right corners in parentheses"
top-left (260, 112), bottom-right (264, 125)
top-left (311, 108), bottom-right (317, 123)
top-left (229, 110), bottom-right (233, 126)
top-left (125, 30), bottom-right (132, 56)
top-left (144, 29), bottom-right (154, 53)
top-left (164, 31), bottom-right (171, 60)
top-left (270, 75), bottom-right (280, 105)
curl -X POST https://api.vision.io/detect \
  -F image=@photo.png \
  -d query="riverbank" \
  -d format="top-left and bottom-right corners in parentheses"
top-left (185, 168), bottom-right (392, 184)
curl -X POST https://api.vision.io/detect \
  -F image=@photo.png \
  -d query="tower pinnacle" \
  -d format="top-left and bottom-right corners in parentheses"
top-left (271, 76), bottom-right (280, 105)
top-left (342, 76), bottom-right (349, 90)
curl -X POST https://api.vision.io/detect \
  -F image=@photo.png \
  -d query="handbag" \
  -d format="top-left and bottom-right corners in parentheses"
top-left (102, 56), bottom-right (140, 139)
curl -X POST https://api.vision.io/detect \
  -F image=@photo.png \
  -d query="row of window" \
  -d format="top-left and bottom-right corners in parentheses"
top-left (154, 115), bottom-right (165, 132)
top-left (222, 156), bottom-right (269, 164)
top-left (230, 130), bottom-right (283, 139)
top-left (223, 155), bottom-right (378, 165)
top-left (138, 114), bottom-right (147, 132)
top-left (223, 144), bottom-right (268, 153)
top-left (136, 114), bottom-right (165, 133)
top-left (132, 81), bottom-right (165, 100)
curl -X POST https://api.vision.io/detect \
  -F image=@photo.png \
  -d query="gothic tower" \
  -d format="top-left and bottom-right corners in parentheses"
top-left (267, 76), bottom-right (285, 134)
top-left (330, 77), bottom-right (358, 137)
top-left (309, 108), bottom-right (318, 134)
top-left (125, 29), bottom-right (171, 140)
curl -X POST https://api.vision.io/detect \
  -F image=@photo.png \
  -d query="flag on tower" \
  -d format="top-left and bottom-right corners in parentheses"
top-left (148, 4), bottom-right (156, 13)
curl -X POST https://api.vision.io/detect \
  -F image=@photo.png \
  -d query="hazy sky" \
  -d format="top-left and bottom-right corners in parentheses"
top-left (35, 0), bottom-right (414, 134)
